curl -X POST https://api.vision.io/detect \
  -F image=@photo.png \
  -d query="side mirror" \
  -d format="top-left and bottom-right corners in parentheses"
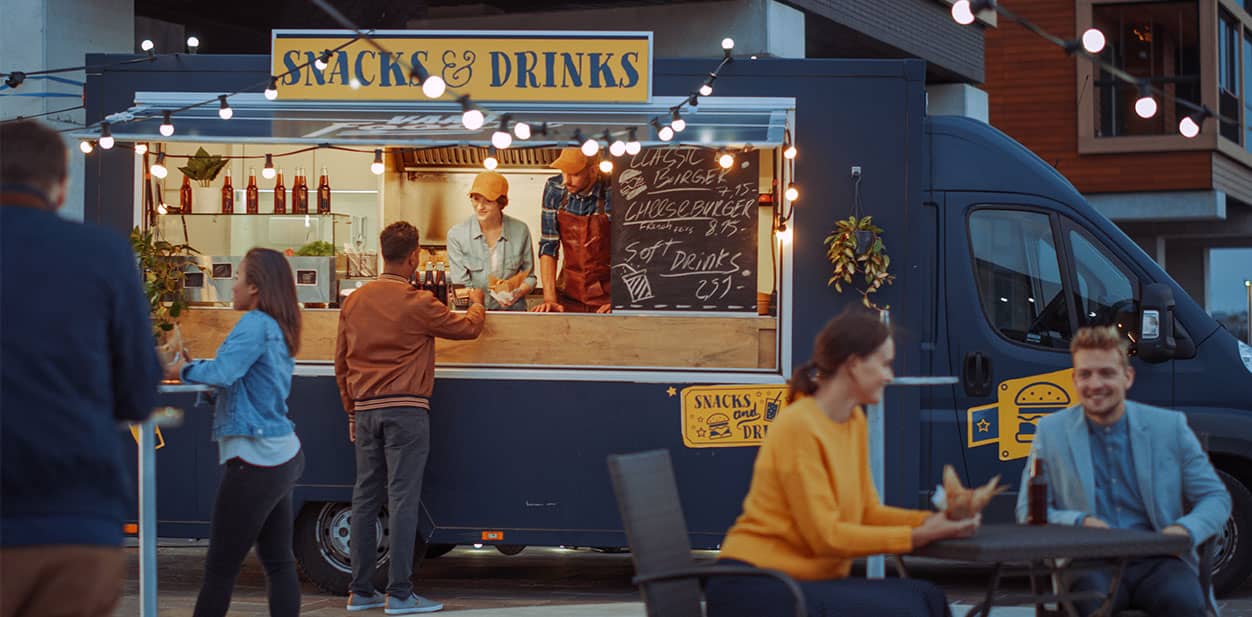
top-left (1138, 283), bottom-right (1177, 363)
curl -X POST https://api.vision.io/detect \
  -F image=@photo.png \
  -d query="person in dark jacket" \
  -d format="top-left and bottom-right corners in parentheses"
top-left (1, 120), bottom-right (162, 617)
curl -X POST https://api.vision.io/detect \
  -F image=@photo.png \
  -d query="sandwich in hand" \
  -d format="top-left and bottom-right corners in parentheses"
top-left (941, 464), bottom-right (1007, 520)
top-left (488, 268), bottom-right (531, 294)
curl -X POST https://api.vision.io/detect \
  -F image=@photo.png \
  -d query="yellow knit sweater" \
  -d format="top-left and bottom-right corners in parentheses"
top-left (719, 397), bottom-right (931, 581)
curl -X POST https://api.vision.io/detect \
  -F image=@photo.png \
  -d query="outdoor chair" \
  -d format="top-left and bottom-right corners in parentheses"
top-left (607, 449), bottom-right (806, 617)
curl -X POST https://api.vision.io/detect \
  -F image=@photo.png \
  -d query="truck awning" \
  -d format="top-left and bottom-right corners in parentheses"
top-left (83, 93), bottom-right (792, 148)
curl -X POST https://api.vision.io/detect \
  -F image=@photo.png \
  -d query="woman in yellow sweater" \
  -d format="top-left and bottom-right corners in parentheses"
top-left (708, 310), bottom-right (979, 617)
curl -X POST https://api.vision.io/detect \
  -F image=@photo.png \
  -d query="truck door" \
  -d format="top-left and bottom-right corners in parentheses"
top-left (942, 195), bottom-right (1171, 520)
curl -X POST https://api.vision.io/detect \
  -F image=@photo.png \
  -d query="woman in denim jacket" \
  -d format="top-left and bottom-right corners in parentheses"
top-left (166, 247), bottom-right (304, 617)
top-left (446, 171), bottom-right (537, 311)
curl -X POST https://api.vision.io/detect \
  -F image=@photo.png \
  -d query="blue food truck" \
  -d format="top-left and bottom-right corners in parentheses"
top-left (78, 30), bottom-right (1252, 595)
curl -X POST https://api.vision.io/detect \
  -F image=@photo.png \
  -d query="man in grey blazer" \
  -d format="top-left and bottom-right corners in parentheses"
top-left (1016, 326), bottom-right (1230, 617)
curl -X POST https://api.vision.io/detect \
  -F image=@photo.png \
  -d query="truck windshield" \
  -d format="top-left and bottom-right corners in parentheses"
top-left (969, 209), bottom-right (1071, 348)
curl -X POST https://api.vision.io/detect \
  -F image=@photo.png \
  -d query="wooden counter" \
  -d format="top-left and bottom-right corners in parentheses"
top-left (179, 308), bottom-right (778, 370)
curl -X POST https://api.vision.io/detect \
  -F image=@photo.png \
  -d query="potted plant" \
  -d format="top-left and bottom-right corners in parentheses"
top-left (130, 227), bottom-right (201, 368)
top-left (177, 147), bottom-right (230, 212)
top-left (824, 215), bottom-right (894, 311)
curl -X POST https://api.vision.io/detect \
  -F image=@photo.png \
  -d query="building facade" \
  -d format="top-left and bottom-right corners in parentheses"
top-left (984, 0), bottom-right (1252, 340)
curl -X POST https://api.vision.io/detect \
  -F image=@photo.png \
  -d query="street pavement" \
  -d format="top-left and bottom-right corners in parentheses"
top-left (116, 542), bottom-right (1252, 616)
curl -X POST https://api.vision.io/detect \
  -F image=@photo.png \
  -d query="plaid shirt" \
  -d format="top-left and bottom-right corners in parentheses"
top-left (538, 174), bottom-right (613, 259)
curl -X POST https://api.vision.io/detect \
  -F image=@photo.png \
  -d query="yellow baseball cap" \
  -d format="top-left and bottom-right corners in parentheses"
top-left (550, 147), bottom-right (591, 175)
top-left (468, 171), bottom-right (509, 202)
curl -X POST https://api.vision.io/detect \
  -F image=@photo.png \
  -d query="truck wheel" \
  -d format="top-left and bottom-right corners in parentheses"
top-left (1213, 470), bottom-right (1252, 596)
top-left (293, 502), bottom-right (390, 595)
top-left (425, 543), bottom-right (456, 559)
top-left (495, 544), bottom-right (525, 556)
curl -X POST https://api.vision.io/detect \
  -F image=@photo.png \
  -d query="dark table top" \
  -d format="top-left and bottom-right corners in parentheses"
top-left (911, 524), bottom-right (1191, 563)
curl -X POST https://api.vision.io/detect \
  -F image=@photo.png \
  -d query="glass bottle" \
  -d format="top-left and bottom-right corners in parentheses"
top-left (273, 169), bottom-right (287, 214)
top-left (179, 175), bottom-right (192, 211)
top-left (316, 167), bottom-right (332, 214)
top-left (245, 168), bottom-right (259, 214)
top-left (220, 169), bottom-right (234, 214)
top-left (292, 167), bottom-right (308, 214)
top-left (1028, 458), bottom-right (1048, 526)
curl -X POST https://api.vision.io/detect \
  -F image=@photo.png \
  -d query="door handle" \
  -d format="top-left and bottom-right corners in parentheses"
top-left (963, 352), bottom-right (993, 398)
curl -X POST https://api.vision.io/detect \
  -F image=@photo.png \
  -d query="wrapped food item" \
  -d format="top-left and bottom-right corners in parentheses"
top-left (488, 268), bottom-right (531, 293)
top-left (940, 464), bottom-right (1007, 520)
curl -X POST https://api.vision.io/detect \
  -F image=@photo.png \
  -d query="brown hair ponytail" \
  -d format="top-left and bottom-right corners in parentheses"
top-left (786, 309), bottom-right (892, 403)
top-left (243, 248), bottom-right (302, 355)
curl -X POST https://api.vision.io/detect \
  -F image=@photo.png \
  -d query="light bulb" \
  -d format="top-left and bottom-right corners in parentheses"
top-left (80, 140), bottom-right (94, 154)
top-left (626, 140), bottom-right (642, 155)
top-left (951, 0), bottom-right (975, 25)
top-left (785, 184), bottom-right (799, 201)
top-left (1135, 96), bottom-right (1158, 119)
top-left (492, 130), bottom-right (512, 149)
top-left (1179, 116), bottom-right (1200, 138)
top-left (672, 117), bottom-right (687, 133)
top-left (262, 154), bottom-right (276, 179)
top-left (349, 78), bottom-right (361, 90)
top-left (264, 77), bottom-right (278, 100)
top-left (784, 144), bottom-right (797, 159)
top-left (159, 111), bottom-right (174, 136)
top-left (218, 95), bottom-right (233, 120)
top-left (462, 109), bottom-right (484, 130)
top-left (513, 122), bottom-right (531, 140)
top-left (422, 75), bottom-right (447, 99)
top-left (1081, 29), bottom-right (1106, 54)
top-left (610, 140), bottom-right (627, 157)
top-left (157, 202), bottom-right (168, 215)
top-left (599, 160), bottom-right (614, 173)
top-left (581, 138), bottom-right (600, 156)
top-left (721, 38), bottom-right (734, 51)
top-left (134, 143), bottom-right (148, 155)
top-left (187, 36), bottom-right (200, 49)
top-left (775, 225), bottom-right (792, 243)
top-left (140, 39), bottom-right (154, 52)
top-left (314, 51), bottom-right (329, 71)
top-left (718, 152), bottom-right (734, 169)
top-left (483, 155), bottom-right (498, 170)
top-left (659, 126), bottom-right (674, 142)
top-left (150, 154), bottom-right (168, 179)
top-left (99, 135), bottom-right (114, 150)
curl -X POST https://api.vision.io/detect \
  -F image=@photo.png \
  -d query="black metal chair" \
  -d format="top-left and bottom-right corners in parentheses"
top-left (607, 449), bottom-right (807, 617)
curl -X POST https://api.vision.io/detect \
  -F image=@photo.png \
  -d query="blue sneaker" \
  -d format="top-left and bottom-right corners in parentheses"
top-left (346, 590), bottom-right (386, 612)
top-left (384, 593), bottom-right (443, 614)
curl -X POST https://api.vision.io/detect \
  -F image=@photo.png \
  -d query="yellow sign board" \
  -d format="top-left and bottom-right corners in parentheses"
top-left (681, 384), bottom-right (789, 448)
top-left (271, 30), bottom-right (652, 103)
top-left (966, 368), bottom-right (1077, 461)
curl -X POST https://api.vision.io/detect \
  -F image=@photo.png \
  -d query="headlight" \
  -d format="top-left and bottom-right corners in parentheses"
top-left (1240, 339), bottom-right (1252, 374)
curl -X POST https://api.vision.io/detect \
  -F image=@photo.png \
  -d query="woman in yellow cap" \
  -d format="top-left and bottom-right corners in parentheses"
top-left (446, 171), bottom-right (537, 311)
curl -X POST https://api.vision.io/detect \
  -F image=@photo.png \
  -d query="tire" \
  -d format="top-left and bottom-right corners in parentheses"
top-left (293, 502), bottom-right (390, 595)
top-left (495, 544), bottom-right (525, 556)
top-left (425, 543), bottom-right (456, 559)
top-left (1213, 470), bottom-right (1252, 597)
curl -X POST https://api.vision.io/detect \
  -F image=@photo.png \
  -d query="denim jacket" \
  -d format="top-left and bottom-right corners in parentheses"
top-left (181, 310), bottom-right (295, 440)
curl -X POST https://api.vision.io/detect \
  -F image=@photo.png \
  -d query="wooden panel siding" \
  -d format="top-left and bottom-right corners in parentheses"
top-left (983, 0), bottom-right (1214, 193)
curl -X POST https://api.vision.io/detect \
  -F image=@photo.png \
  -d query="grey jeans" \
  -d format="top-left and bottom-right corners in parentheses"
top-left (350, 408), bottom-right (430, 598)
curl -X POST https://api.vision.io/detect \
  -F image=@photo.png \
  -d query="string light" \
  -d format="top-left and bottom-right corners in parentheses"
top-left (79, 140), bottom-right (94, 154)
top-left (1134, 81), bottom-right (1157, 119)
top-left (157, 202), bottom-right (168, 215)
top-left (718, 150), bottom-right (734, 169)
top-left (610, 138), bottom-right (627, 157)
top-left (785, 183), bottom-right (799, 202)
top-left (217, 95), bottom-right (233, 120)
top-left (264, 76), bottom-right (279, 100)
top-left (671, 109), bottom-right (686, 133)
top-left (652, 118), bottom-right (674, 142)
top-left (1179, 107), bottom-right (1212, 139)
top-left (581, 134), bottom-right (600, 156)
top-left (371, 149), bottom-right (385, 175)
top-left (140, 39), bottom-right (154, 52)
top-left (775, 222), bottom-right (792, 243)
top-left (134, 143), bottom-right (148, 155)
top-left (314, 50), bottom-right (331, 71)
top-left (1081, 28), bottom-right (1105, 54)
top-left (98, 122), bottom-right (114, 149)
top-left (721, 37), bottom-right (734, 59)
top-left (262, 153), bottom-right (276, 179)
top-left (599, 159), bottom-right (614, 173)
top-left (513, 121), bottom-right (532, 140)
top-left (187, 36), bottom-right (200, 53)
top-left (492, 117), bottom-right (512, 149)
top-left (459, 96), bottom-right (484, 130)
top-left (150, 152), bottom-right (168, 179)
top-left (626, 128), bottom-right (642, 155)
top-left (699, 74), bottom-right (715, 97)
top-left (422, 74), bottom-right (447, 99)
top-left (950, 0), bottom-right (994, 25)
top-left (159, 111), bottom-right (174, 136)
top-left (483, 146), bottom-right (499, 170)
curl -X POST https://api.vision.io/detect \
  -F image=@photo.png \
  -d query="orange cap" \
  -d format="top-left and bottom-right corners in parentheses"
top-left (549, 147), bottom-right (592, 175)
top-left (468, 171), bottom-right (509, 202)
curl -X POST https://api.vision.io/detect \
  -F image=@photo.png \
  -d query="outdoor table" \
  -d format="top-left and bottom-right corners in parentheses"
top-left (909, 523), bottom-right (1191, 617)
top-left (135, 383), bottom-right (213, 617)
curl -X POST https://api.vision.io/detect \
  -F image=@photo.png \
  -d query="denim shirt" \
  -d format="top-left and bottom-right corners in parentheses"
top-left (1087, 414), bottom-right (1153, 531)
top-left (181, 310), bottom-right (295, 441)
top-left (446, 214), bottom-right (537, 311)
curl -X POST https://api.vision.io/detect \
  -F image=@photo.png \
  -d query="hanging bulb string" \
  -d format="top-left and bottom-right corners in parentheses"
top-left (0, 104), bottom-right (85, 126)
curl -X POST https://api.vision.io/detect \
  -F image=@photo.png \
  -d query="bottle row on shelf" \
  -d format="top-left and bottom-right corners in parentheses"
top-left (179, 168), bottom-right (334, 214)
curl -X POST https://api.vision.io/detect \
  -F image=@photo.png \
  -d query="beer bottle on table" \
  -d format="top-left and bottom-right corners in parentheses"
top-left (179, 175), bottom-right (192, 211)
top-left (273, 169), bottom-right (287, 214)
top-left (317, 167), bottom-right (332, 214)
top-left (246, 168), bottom-right (260, 214)
top-left (1028, 457), bottom-right (1048, 526)
top-left (293, 167), bottom-right (308, 214)
top-left (220, 169), bottom-right (234, 214)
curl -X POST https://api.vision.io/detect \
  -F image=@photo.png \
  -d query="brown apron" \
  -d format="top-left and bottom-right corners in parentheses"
top-left (556, 193), bottom-right (612, 311)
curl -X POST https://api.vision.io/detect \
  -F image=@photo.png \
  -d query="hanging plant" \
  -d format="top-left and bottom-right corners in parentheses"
top-left (823, 171), bottom-right (894, 311)
top-left (129, 227), bottom-right (200, 339)
top-left (177, 147), bottom-right (229, 187)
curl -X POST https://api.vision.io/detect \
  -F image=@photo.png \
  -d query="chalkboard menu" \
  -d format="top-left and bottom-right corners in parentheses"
top-left (611, 148), bottom-right (759, 311)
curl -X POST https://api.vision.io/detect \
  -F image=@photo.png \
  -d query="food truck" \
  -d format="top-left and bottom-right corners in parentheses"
top-left (78, 31), bottom-right (1252, 595)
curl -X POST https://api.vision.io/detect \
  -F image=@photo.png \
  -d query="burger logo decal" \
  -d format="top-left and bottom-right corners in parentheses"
top-left (706, 413), bottom-right (732, 439)
top-left (966, 368), bottom-right (1078, 461)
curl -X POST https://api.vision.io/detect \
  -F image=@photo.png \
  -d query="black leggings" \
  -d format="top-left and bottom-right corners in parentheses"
top-left (193, 449), bottom-right (305, 617)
